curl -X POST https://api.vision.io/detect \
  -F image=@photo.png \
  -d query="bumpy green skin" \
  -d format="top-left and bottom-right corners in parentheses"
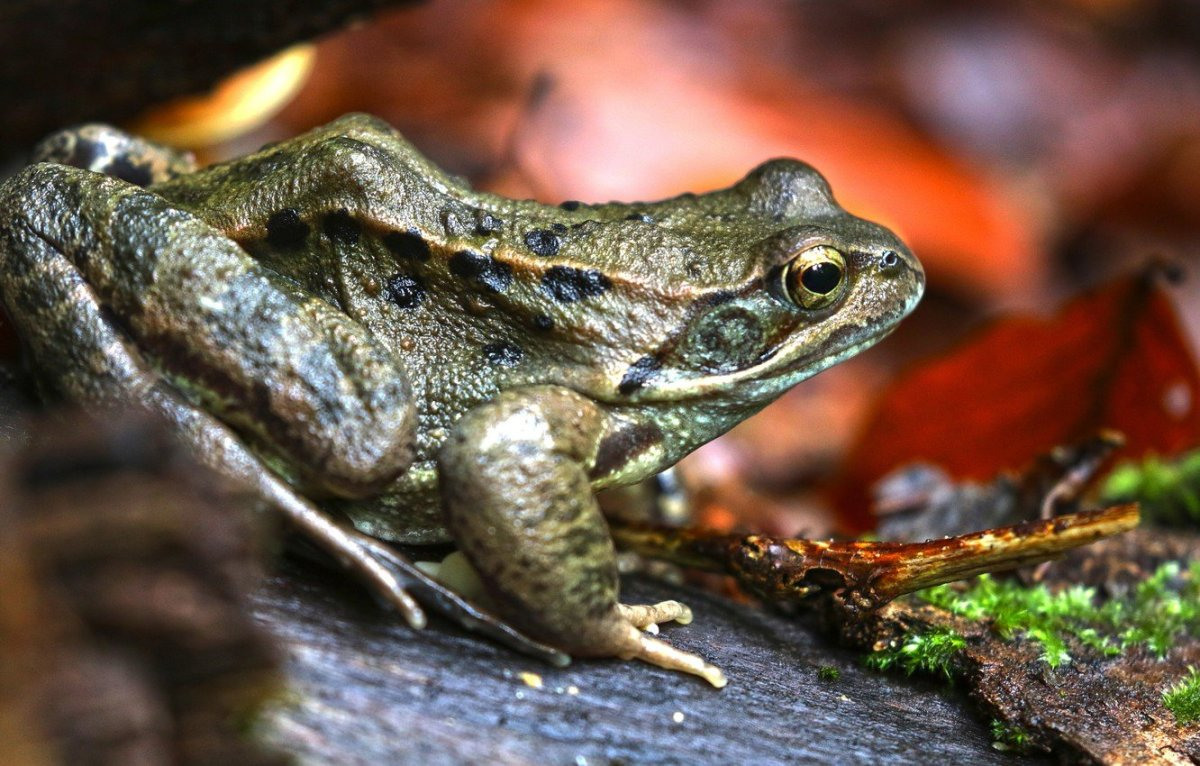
top-left (0, 114), bottom-right (922, 663)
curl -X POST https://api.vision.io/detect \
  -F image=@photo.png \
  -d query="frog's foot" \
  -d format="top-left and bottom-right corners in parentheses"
top-left (617, 600), bottom-right (693, 629)
top-left (610, 621), bottom-right (727, 688)
top-left (613, 601), bottom-right (727, 687)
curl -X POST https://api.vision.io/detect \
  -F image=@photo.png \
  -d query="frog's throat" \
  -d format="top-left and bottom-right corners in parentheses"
top-left (613, 325), bottom-right (897, 405)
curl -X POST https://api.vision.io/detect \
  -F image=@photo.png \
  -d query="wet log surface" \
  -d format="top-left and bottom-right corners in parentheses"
top-left (255, 561), bottom-right (1026, 765)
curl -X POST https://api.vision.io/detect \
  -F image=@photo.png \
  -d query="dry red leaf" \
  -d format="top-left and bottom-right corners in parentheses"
top-left (831, 266), bottom-right (1200, 531)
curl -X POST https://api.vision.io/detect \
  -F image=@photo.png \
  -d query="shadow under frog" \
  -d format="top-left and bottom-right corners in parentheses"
top-left (0, 115), bottom-right (923, 687)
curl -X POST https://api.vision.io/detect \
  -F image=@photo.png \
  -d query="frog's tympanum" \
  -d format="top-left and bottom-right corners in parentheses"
top-left (0, 115), bottom-right (923, 687)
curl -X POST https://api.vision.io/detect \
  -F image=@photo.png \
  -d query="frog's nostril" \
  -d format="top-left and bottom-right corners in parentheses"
top-left (879, 250), bottom-right (901, 270)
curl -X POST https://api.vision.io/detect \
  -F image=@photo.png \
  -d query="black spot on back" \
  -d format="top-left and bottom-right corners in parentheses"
top-left (385, 273), bottom-right (425, 309)
top-left (533, 314), bottom-right (555, 331)
top-left (384, 230), bottom-right (431, 261)
top-left (524, 229), bottom-right (560, 257)
top-left (266, 208), bottom-right (309, 248)
top-left (618, 355), bottom-right (662, 395)
top-left (559, 200), bottom-right (581, 211)
top-left (483, 341), bottom-right (523, 367)
top-left (541, 266), bottom-right (611, 303)
top-left (551, 222), bottom-right (568, 234)
top-left (450, 251), bottom-right (513, 293)
top-left (323, 209), bottom-right (360, 243)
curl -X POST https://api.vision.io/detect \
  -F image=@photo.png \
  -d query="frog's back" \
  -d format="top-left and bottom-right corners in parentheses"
top-left (147, 115), bottom-right (764, 441)
top-left (148, 114), bottom-right (849, 420)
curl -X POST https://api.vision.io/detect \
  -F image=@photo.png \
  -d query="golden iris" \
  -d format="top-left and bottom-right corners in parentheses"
top-left (782, 245), bottom-right (847, 310)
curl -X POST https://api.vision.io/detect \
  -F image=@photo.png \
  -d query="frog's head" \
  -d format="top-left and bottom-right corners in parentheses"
top-left (605, 159), bottom-right (924, 412)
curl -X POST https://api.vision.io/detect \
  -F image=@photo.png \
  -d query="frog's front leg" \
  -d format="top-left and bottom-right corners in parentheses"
top-left (440, 387), bottom-right (727, 687)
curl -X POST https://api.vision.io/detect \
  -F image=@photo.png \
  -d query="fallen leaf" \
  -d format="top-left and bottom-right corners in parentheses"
top-left (831, 266), bottom-right (1200, 531)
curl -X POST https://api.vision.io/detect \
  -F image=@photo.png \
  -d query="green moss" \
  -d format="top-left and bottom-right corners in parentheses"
top-left (1163, 667), bottom-right (1200, 725)
top-left (865, 627), bottom-right (966, 680)
top-left (1104, 450), bottom-right (1200, 526)
top-left (915, 561), bottom-right (1200, 668)
top-left (816, 665), bottom-right (841, 682)
top-left (989, 719), bottom-right (1033, 752)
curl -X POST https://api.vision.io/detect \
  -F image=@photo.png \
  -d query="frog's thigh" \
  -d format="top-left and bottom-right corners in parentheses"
top-left (439, 386), bottom-right (726, 687)
top-left (0, 192), bottom-right (443, 629)
top-left (0, 196), bottom-right (160, 404)
top-left (0, 163), bottom-right (415, 498)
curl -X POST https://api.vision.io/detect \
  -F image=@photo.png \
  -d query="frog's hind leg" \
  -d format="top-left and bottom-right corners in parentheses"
top-left (31, 123), bottom-right (196, 186)
top-left (0, 163), bottom-right (565, 665)
top-left (2, 162), bottom-right (415, 498)
top-left (440, 386), bottom-right (727, 687)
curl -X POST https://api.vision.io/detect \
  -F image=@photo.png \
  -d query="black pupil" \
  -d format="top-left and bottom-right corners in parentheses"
top-left (800, 261), bottom-right (842, 294)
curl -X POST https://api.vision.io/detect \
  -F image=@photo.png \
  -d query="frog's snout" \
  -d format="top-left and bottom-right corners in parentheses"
top-left (878, 246), bottom-right (925, 312)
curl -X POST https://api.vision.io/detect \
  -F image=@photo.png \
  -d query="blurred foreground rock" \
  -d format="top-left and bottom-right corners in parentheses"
top-left (0, 413), bottom-right (282, 765)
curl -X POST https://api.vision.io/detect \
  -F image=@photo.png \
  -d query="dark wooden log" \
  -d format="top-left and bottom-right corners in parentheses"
top-left (0, 413), bottom-right (284, 765)
top-left (255, 562), bottom-right (1027, 764)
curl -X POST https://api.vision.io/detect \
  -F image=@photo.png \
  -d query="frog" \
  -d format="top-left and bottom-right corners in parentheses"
top-left (0, 114), bottom-right (923, 688)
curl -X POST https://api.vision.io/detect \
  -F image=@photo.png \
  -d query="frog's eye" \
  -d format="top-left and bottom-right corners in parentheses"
top-left (782, 245), bottom-right (847, 310)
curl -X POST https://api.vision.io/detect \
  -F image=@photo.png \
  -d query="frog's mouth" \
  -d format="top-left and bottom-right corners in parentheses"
top-left (617, 321), bottom-right (898, 405)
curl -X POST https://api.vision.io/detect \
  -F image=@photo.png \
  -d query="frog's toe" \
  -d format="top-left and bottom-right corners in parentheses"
top-left (617, 599), bottom-right (693, 629)
top-left (606, 603), bottom-right (723, 687)
top-left (613, 623), bottom-right (727, 688)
